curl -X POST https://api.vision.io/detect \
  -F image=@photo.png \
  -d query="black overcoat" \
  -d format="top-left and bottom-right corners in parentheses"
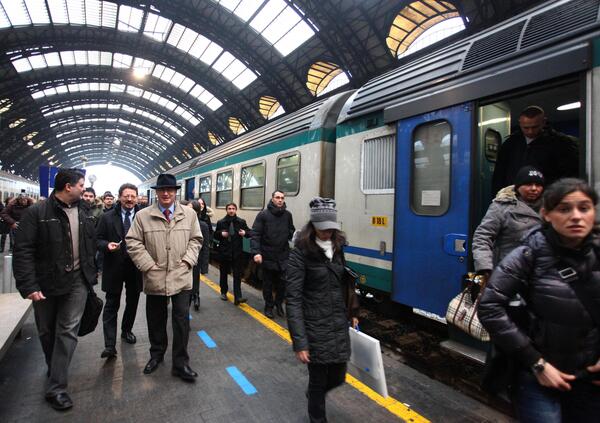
top-left (250, 201), bottom-right (295, 271)
top-left (214, 215), bottom-right (251, 260)
top-left (96, 203), bottom-right (142, 293)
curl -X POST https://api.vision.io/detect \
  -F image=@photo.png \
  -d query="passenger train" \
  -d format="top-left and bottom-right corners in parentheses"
top-left (0, 170), bottom-right (40, 203)
top-left (139, 0), bottom-right (600, 347)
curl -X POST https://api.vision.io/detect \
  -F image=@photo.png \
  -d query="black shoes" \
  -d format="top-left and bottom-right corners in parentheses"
top-left (172, 365), bottom-right (198, 382)
top-left (100, 347), bottom-right (117, 359)
top-left (121, 331), bottom-right (137, 344)
top-left (276, 303), bottom-right (285, 317)
top-left (220, 293), bottom-right (228, 301)
top-left (45, 392), bottom-right (73, 411)
top-left (143, 357), bottom-right (163, 374)
top-left (264, 307), bottom-right (274, 319)
top-left (193, 294), bottom-right (200, 311)
top-left (234, 297), bottom-right (247, 306)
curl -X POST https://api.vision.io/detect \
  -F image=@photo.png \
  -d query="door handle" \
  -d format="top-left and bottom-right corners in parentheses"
top-left (443, 233), bottom-right (468, 257)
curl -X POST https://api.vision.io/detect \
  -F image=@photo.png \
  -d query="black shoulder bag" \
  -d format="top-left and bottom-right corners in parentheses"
top-left (78, 281), bottom-right (104, 337)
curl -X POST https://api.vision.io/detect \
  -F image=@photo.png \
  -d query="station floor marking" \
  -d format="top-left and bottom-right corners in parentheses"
top-left (226, 366), bottom-right (258, 395)
top-left (197, 330), bottom-right (217, 349)
top-left (200, 275), bottom-right (430, 423)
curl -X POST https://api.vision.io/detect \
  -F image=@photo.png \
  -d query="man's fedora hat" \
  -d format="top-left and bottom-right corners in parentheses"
top-left (151, 173), bottom-right (181, 189)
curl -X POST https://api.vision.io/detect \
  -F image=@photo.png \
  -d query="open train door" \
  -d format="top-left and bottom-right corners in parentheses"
top-left (393, 103), bottom-right (473, 320)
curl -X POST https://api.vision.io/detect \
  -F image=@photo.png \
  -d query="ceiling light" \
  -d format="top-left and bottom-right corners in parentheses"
top-left (132, 68), bottom-right (147, 79)
top-left (113, 138), bottom-right (121, 146)
top-left (557, 101), bottom-right (581, 111)
top-left (478, 117), bottom-right (510, 127)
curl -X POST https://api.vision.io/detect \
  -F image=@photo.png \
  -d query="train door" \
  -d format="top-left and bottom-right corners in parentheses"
top-left (184, 177), bottom-right (195, 200)
top-left (393, 103), bottom-right (473, 318)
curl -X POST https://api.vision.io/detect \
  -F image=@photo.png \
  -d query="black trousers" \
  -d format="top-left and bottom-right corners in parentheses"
top-left (146, 290), bottom-right (191, 369)
top-left (102, 268), bottom-right (141, 348)
top-left (262, 267), bottom-right (285, 309)
top-left (307, 362), bottom-right (347, 423)
top-left (0, 233), bottom-right (6, 251)
top-left (220, 258), bottom-right (243, 299)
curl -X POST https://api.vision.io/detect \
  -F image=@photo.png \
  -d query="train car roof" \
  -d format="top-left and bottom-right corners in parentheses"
top-left (141, 90), bottom-right (354, 186)
top-left (338, 0), bottom-right (600, 124)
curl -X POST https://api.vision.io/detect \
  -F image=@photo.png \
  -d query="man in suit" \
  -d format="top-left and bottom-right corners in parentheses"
top-left (97, 183), bottom-right (142, 358)
top-left (126, 174), bottom-right (202, 382)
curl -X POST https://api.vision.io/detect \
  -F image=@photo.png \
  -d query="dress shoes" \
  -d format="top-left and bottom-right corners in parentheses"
top-left (276, 303), bottom-right (285, 317)
top-left (143, 357), bottom-right (163, 374)
top-left (264, 307), bottom-right (274, 319)
top-left (121, 331), bottom-right (137, 344)
top-left (172, 365), bottom-right (198, 382)
top-left (45, 392), bottom-right (73, 411)
top-left (234, 297), bottom-right (247, 306)
top-left (100, 347), bottom-right (117, 359)
top-left (220, 293), bottom-right (228, 301)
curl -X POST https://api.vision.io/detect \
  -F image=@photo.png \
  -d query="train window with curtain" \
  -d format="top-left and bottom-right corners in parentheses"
top-left (216, 170), bottom-right (233, 208)
top-left (240, 162), bottom-right (265, 209)
top-left (411, 120), bottom-right (451, 216)
top-left (199, 175), bottom-right (212, 207)
top-left (361, 135), bottom-right (395, 194)
top-left (276, 152), bottom-right (300, 195)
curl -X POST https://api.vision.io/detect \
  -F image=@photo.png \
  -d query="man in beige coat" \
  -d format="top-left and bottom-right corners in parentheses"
top-left (126, 174), bottom-right (202, 382)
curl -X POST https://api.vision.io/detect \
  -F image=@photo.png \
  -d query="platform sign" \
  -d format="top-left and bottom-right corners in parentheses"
top-left (39, 166), bottom-right (85, 197)
top-left (348, 328), bottom-right (388, 397)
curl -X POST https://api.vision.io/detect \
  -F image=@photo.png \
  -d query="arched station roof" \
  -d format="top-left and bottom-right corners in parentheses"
top-left (0, 0), bottom-right (543, 180)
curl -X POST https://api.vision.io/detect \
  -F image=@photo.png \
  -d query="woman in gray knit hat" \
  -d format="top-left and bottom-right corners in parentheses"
top-left (286, 197), bottom-right (359, 423)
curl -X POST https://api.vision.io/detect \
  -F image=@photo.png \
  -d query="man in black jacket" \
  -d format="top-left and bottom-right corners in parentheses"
top-left (214, 203), bottom-right (251, 305)
top-left (491, 105), bottom-right (579, 194)
top-left (97, 183), bottom-right (142, 359)
top-left (251, 190), bottom-right (295, 318)
top-left (13, 169), bottom-right (96, 411)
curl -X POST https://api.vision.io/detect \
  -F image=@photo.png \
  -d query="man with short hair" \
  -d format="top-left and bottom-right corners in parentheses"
top-left (97, 183), bottom-right (142, 359)
top-left (491, 105), bottom-right (579, 194)
top-left (137, 195), bottom-right (149, 209)
top-left (251, 190), bottom-right (295, 318)
top-left (214, 203), bottom-right (252, 305)
top-left (82, 187), bottom-right (103, 223)
top-left (102, 191), bottom-right (115, 212)
top-left (0, 191), bottom-right (34, 252)
top-left (13, 168), bottom-right (97, 410)
top-left (126, 174), bottom-right (202, 382)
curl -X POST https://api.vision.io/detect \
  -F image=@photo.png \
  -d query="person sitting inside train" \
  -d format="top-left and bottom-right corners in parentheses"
top-left (473, 166), bottom-right (545, 278)
top-left (478, 179), bottom-right (600, 422)
top-left (491, 106), bottom-right (578, 195)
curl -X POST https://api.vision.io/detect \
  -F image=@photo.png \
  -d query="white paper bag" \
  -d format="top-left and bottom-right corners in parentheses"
top-left (348, 327), bottom-right (388, 397)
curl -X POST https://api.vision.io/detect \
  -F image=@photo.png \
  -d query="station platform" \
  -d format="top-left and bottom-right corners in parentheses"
top-left (0, 258), bottom-right (512, 422)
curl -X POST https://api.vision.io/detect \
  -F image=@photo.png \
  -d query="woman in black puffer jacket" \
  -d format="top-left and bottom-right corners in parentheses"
top-left (286, 197), bottom-right (359, 423)
top-left (479, 178), bottom-right (600, 422)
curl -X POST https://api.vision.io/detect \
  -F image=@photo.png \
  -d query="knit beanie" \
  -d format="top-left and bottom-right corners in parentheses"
top-left (309, 197), bottom-right (340, 231)
top-left (514, 166), bottom-right (545, 189)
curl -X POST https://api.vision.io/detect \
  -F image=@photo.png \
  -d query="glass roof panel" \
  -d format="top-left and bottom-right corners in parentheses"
top-left (100, 51), bottom-right (112, 65)
top-left (59, 50), bottom-right (74, 65)
top-left (143, 12), bottom-right (172, 42)
top-left (117, 5), bottom-right (143, 33)
top-left (74, 50), bottom-right (88, 64)
top-left (260, 6), bottom-right (300, 44)
top-left (85, 0), bottom-right (101, 26)
top-left (66, 0), bottom-right (85, 25)
top-left (231, 67), bottom-right (256, 89)
top-left (273, 18), bottom-right (313, 56)
top-left (29, 54), bottom-right (46, 69)
top-left (47, 0), bottom-right (69, 24)
top-left (3, 0), bottom-right (32, 26)
top-left (100, 0), bottom-right (116, 28)
top-left (55, 85), bottom-right (68, 94)
top-left (207, 98), bottom-right (223, 111)
top-left (12, 57), bottom-right (32, 72)
top-left (211, 51), bottom-right (234, 73)
top-left (198, 42), bottom-right (222, 66)
top-left (26, 0), bottom-right (51, 24)
top-left (0, 4), bottom-right (11, 28)
top-left (112, 52), bottom-right (132, 68)
top-left (87, 50), bottom-right (101, 65)
top-left (249, 0), bottom-right (285, 33)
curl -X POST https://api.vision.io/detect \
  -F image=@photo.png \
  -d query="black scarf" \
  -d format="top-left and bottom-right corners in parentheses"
top-left (542, 226), bottom-right (598, 279)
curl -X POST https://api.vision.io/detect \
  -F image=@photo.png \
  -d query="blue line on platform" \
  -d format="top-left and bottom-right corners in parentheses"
top-left (226, 366), bottom-right (257, 395)
top-left (197, 330), bottom-right (217, 348)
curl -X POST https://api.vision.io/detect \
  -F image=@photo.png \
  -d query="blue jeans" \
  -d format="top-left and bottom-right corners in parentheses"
top-left (516, 371), bottom-right (600, 422)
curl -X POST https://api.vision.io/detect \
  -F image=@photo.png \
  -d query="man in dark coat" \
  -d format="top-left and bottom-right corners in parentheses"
top-left (13, 169), bottom-right (96, 411)
top-left (251, 190), bottom-right (295, 318)
top-left (214, 203), bottom-right (251, 305)
top-left (491, 105), bottom-right (579, 194)
top-left (0, 192), bottom-right (34, 252)
top-left (96, 183), bottom-right (142, 359)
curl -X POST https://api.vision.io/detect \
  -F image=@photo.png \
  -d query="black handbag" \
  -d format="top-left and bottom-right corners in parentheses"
top-left (78, 287), bottom-right (103, 337)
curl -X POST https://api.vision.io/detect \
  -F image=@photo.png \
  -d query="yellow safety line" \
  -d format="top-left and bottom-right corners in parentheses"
top-left (200, 275), bottom-right (430, 423)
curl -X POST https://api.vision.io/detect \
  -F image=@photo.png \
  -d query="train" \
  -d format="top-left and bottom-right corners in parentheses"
top-left (139, 0), bottom-right (600, 355)
top-left (0, 170), bottom-right (40, 204)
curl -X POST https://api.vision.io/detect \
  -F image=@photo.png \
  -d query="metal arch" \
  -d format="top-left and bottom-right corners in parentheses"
top-left (55, 129), bottom-right (166, 154)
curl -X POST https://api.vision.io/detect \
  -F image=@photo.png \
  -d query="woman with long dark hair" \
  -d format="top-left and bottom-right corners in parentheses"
top-left (479, 178), bottom-right (600, 422)
top-left (286, 197), bottom-right (359, 423)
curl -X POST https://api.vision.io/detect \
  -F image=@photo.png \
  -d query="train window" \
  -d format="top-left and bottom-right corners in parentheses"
top-left (411, 120), bottom-right (451, 216)
top-left (361, 135), bottom-right (395, 194)
top-left (216, 170), bottom-right (233, 208)
top-left (276, 153), bottom-right (300, 196)
top-left (240, 162), bottom-right (265, 209)
top-left (198, 175), bottom-right (212, 207)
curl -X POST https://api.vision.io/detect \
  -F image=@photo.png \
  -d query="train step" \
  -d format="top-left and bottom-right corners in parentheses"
top-left (440, 339), bottom-right (486, 365)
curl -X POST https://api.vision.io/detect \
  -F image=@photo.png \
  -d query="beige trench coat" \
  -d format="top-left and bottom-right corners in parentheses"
top-left (126, 202), bottom-right (202, 296)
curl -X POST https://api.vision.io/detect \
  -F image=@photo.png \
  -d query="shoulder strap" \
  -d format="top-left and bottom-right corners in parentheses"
top-left (558, 265), bottom-right (600, 328)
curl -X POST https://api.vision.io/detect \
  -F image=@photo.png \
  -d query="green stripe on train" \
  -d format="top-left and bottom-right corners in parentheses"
top-left (594, 38), bottom-right (600, 68)
top-left (346, 260), bottom-right (392, 293)
top-left (336, 111), bottom-right (385, 138)
top-left (177, 127), bottom-right (336, 180)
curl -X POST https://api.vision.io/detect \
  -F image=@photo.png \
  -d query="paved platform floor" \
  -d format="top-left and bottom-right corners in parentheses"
top-left (0, 258), bottom-right (512, 422)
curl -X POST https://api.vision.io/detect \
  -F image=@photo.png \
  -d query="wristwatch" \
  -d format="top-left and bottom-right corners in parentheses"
top-left (531, 358), bottom-right (546, 374)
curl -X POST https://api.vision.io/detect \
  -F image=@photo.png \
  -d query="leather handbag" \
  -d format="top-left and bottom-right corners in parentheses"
top-left (446, 273), bottom-right (490, 342)
top-left (78, 288), bottom-right (104, 337)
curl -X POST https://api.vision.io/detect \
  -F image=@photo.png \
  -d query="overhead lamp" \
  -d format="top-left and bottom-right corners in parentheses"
top-left (132, 68), bottom-right (147, 79)
top-left (478, 117), bottom-right (510, 127)
top-left (557, 101), bottom-right (581, 111)
top-left (113, 138), bottom-right (121, 146)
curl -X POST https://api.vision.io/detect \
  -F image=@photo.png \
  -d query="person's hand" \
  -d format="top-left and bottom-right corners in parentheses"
top-left (295, 350), bottom-right (310, 364)
top-left (587, 359), bottom-right (600, 386)
top-left (107, 242), bottom-right (121, 252)
top-left (535, 361), bottom-right (575, 391)
top-left (254, 254), bottom-right (263, 264)
top-left (238, 229), bottom-right (246, 237)
top-left (11, 223), bottom-right (18, 230)
top-left (351, 318), bottom-right (359, 329)
top-left (27, 291), bottom-right (46, 302)
top-left (221, 231), bottom-right (229, 238)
